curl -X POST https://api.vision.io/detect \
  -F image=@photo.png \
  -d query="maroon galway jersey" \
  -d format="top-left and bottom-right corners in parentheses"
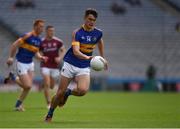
top-left (40, 37), bottom-right (63, 68)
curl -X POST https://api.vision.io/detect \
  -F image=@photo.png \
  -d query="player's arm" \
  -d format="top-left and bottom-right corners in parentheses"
top-left (97, 38), bottom-right (105, 58)
top-left (73, 44), bottom-right (91, 60)
top-left (6, 38), bottom-right (24, 66)
top-left (72, 31), bottom-right (92, 60)
top-left (35, 38), bottom-right (48, 62)
top-left (35, 43), bottom-right (44, 60)
top-left (55, 45), bottom-right (66, 64)
top-left (38, 45), bottom-right (43, 55)
top-left (35, 52), bottom-right (48, 62)
top-left (7, 32), bottom-right (33, 66)
top-left (97, 38), bottom-right (108, 70)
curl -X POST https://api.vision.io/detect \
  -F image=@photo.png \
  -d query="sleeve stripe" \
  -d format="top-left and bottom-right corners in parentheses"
top-left (20, 43), bottom-right (39, 53)
top-left (19, 38), bottom-right (24, 44)
top-left (72, 41), bottom-right (80, 46)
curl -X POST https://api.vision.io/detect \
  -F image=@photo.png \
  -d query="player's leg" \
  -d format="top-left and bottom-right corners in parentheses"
top-left (15, 76), bottom-right (23, 88)
top-left (45, 62), bottom-right (73, 122)
top-left (14, 62), bottom-right (34, 111)
top-left (50, 68), bottom-right (60, 89)
top-left (46, 69), bottom-right (59, 109)
top-left (43, 75), bottom-right (51, 108)
top-left (41, 68), bottom-right (51, 108)
top-left (58, 67), bottom-right (90, 107)
top-left (50, 76), bottom-right (55, 89)
top-left (67, 79), bottom-right (77, 91)
top-left (71, 67), bottom-right (90, 96)
top-left (15, 71), bottom-right (33, 111)
top-left (58, 75), bottom-right (90, 107)
top-left (45, 75), bottom-right (72, 122)
top-left (71, 74), bottom-right (90, 96)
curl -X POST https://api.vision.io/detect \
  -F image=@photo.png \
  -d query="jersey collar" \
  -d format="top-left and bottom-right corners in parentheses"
top-left (82, 24), bottom-right (94, 32)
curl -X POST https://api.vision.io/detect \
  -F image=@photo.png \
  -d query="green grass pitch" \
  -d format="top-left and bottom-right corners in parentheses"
top-left (0, 91), bottom-right (179, 128)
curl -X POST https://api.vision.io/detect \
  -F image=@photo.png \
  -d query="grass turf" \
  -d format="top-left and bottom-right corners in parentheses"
top-left (0, 91), bottom-right (179, 128)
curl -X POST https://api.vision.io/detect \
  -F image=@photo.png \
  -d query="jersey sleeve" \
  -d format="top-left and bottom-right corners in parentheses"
top-left (97, 31), bottom-right (103, 43)
top-left (57, 39), bottom-right (63, 48)
top-left (19, 32), bottom-right (32, 44)
top-left (72, 30), bottom-right (80, 46)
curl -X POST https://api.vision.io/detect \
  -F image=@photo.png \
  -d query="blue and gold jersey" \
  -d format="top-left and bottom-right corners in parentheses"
top-left (16, 32), bottom-right (41, 63)
top-left (64, 26), bottom-right (103, 68)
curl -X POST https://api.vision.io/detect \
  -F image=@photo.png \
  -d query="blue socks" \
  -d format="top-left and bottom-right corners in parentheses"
top-left (47, 89), bottom-right (72, 117)
top-left (15, 100), bottom-right (22, 108)
top-left (64, 89), bottom-right (72, 98)
top-left (47, 108), bottom-right (55, 117)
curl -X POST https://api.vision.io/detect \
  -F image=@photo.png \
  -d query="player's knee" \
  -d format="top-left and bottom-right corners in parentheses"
top-left (78, 88), bottom-right (88, 96)
top-left (24, 85), bottom-right (31, 91)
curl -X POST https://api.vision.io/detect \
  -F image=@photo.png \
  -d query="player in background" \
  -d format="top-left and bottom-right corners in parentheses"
top-left (45, 8), bottom-right (108, 122)
top-left (6, 19), bottom-right (48, 111)
top-left (40, 25), bottom-right (66, 109)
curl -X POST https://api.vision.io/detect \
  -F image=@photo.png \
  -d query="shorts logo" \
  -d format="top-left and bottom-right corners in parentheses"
top-left (17, 69), bottom-right (21, 73)
top-left (62, 68), bottom-right (65, 72)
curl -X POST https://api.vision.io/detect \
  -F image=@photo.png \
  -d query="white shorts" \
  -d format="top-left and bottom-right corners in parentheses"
top-left (61, 62), bottom-right (90, 78)
top-left (41, 67), bottom-right (60, 78)
top-left (16, 61), bottom-right (34, 75)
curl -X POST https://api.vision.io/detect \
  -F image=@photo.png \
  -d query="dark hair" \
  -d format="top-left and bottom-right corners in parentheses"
top-left (46, 25), bottom-right (54, 30)
top-left (85, 8), bottom-right (98, 18)
top-left (33, 19), bottom-right (44, 27)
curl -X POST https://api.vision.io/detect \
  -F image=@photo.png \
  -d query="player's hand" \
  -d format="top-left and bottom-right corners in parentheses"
top-left (87, 56), bottom-right (93, 60)
top-left (41, 56), bottom-right (48, 63)
top-left (103, 58), bottom-right (108, 70)
top-left (54, 57), bottom-right (61, 64)
top-left (6, 57), bottom-right (14, 67)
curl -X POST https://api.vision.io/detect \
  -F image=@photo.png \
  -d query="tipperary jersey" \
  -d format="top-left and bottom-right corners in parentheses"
top-left (64, 26), bottom-right (103, 68)
top-left (16, 32), bottom-right (41, 63)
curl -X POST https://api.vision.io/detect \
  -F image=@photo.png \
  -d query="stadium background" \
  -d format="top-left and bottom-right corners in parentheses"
top-left (0, 0), bottom-right (180, 128)
top-left (0, 0), bottom-right (180, 92)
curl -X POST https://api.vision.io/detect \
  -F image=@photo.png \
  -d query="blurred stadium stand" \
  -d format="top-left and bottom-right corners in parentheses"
top-left (0, 21), bottom-right (17, 83)
top-left (0, 0), bottom-right (180, 91)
